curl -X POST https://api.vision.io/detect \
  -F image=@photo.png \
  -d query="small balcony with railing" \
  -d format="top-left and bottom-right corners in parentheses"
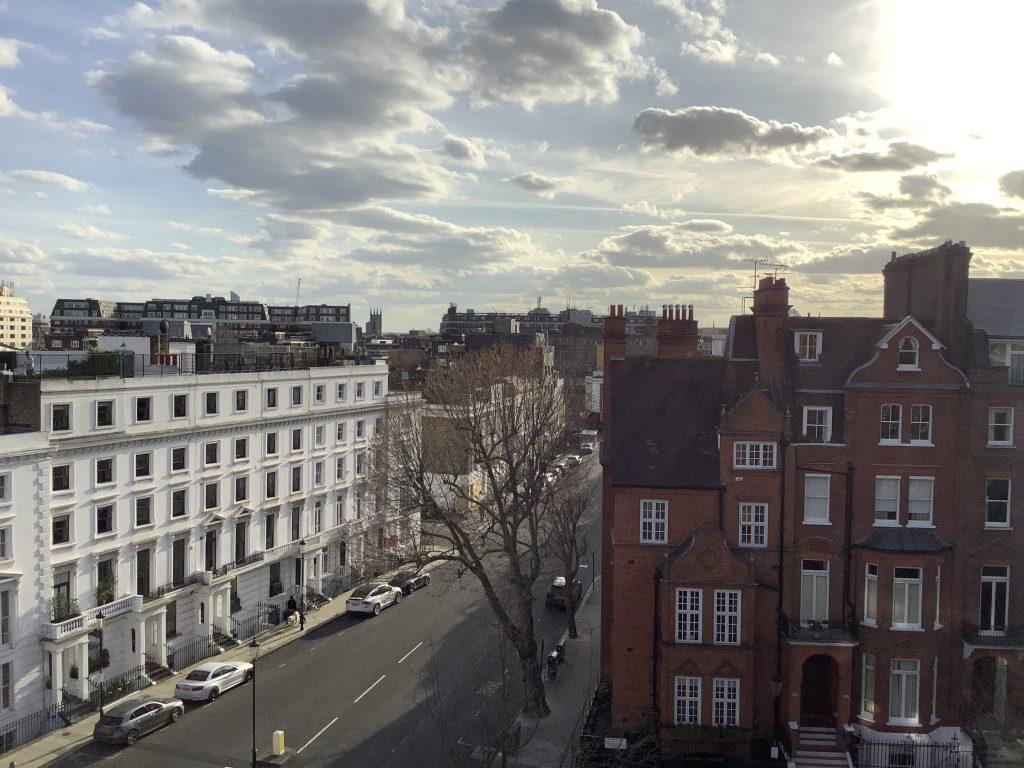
top-left (782, 615), bottom-right (859, 645)
top-left (210, 551), bottom-right (265, 580)
top-left (42, 594), bottom-right (143, 642)
top-left (962, 622), bottom-right (1024, 651)
top-left (141, 573), bottom-right (209, 604)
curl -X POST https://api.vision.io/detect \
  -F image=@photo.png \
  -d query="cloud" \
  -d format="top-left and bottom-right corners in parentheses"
top-left (441, 135), bottom-right (487, 168)
top-left (0, 169), bottom-right (89, 191)
top-left (506, 171), bottom-right (562, 197)
top-left (999, 170), bottom-right (1024, 200)
top-left (825, 51), bottom-right (843, 67)
top-left (681, 38), bottom-right (737, 64)
top-left (58, 222), bottom-right (128, 241)
top-left (85, 27), bottom-right (122, 41)
top-left (857, 173), bottom-right (951, 212)
top-left (795, 244), bottom-right (892, 274)
top-left (0, 83), bottom-right (110, 135)
top-left (0, 37), bottom-right (31, 69)
top-left (653, 0), bottom-right (779, 68)
top-left (633, 106), bottom-right (832, 156)
top-left (622, 200), bottom-right (688, 219)
top-left (77, 204), bottom-right (113, 215)
top-left (677, 218), bottom-right (732, 233)
top-left (893, 202), bottom-right (1024, 251)
top-left (817, 141), bottom-right (950, 172)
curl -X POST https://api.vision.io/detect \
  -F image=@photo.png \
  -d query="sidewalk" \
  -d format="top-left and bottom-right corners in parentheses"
top-left (512, 580), bottom-right (601, 768)
top-left (5, 561), bottom-right (444, 768)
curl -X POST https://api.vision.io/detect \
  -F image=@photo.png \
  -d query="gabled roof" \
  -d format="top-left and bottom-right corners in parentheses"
top-left (876, 316), bottom-right (944, 350)
top-left (968, 278), bottom-right (1024, 340)
top-left (609, 356), bottom-right (726, 490)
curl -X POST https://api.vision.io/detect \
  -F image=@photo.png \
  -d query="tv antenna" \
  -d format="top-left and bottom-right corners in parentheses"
top-left (743, 258), bottom-right (789, 292)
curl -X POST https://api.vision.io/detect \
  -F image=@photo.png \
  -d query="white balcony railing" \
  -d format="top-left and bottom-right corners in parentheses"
top-left (41, 595), bottom-right (142, 641)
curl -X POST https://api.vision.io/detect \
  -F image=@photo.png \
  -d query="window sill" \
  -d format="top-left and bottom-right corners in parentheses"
top-left (878, 440), bottom-right (902, 447)
top-left (51, 541), bottom-right (75, 550)
top-left (873, 520), bottom-right (900, 528)
top-left (858, 714), bottom-right (875, 724)
top-left (134, 523), bottom-right (156, 531)
top-left (887, 719), bottom-right (921, 728)
top-left (94, 531), bottom-right (117, 542)
top-left (908, 442), bottom-right (934, 448)
top-left (986, 443), bottom-right (1015, 449)
top-left (738, 543), bottom-right (767, 549)
top-left (890, 625), bottom-right (925, 632)
top-left (906, 522), bottom-right (935, 529)
top-left (984, 524), bottom-right (1012, 530)
top-left (897, 365), bottom-right (921, 372)
top-left (802, 520), bottom-right (831, 526)
top-left (861, 620), bottom-right (877, 628)
top-left (639, 540), bottom-right (668, 546)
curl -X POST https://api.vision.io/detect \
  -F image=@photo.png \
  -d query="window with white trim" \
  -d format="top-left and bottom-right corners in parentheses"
top-left (314, 384), bottom-right (325, 404)
top-left (713, 589), bottom-right (740, 645)
top-left (0, 589), bottom-right (11, 647)
top-left (908, 477), bottom-right (934, 526)
top-left (733, 441), bottom-right (776, 469)
top-left (640, 500), bottom-right (668, 543)
top-left (889, 659), bottom-right (920, 724)
top-left (234, 476), bottom-right (248, 503)
top-left (802, 406), bottom-right (832, 442)
top-left (204, 391), bottom-right (219, 416)
top-left (675, 588), bottom-right (701, 643)
top-left (898, 337), bottom-right (919, 369)
top-left (892, 567), bottom-right (922, 629)
top-left (336, 422), bottom-right (346, 442)
top-left (51, 403), bottom-right (71, 432)
top-left (860, 653), bottom-right (876, 720)
top-left (674, 676), bottom-right (701, 725)
top-left (980, 565), bottom-right (1009, 634)
top-left (874, 476), bottom-right (900, 525)
top-left (712, 678), bottom-right (739, 726)
top-left (880, 404), bottom-right (902, 442)
top-left (988, 408), bottom-right (1014, 446)
top-left (803, 474), bottom-right (830, 524)
top-left (0, 526), bottom-right (10, 560)
top-left (795, 331), bottom-right (822, 362)
top-left (864, 564), bottom-right (878, 625)
top-left (985, 479), bottom-right (1010, 527)
top-left (800, 560), bottom-right (829, 623)
top-left (910, 404), bottom-right (932, 443)
top-left (0, 661), bottom-right (11, 712)
top-left (738, 503), bottom-right (767, 547)
top-left (0, 473), bottom-right (9, 504)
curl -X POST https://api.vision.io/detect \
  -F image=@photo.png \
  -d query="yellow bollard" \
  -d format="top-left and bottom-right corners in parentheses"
top-left (272, 730), bottom-right (286, 756)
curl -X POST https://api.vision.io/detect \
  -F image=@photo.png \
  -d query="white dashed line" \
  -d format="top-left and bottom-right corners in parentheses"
top-left (353, 674), bottom-right (386, 703)
top-left (296, 716), bottom-right (338, 754)
top-left (398, 641), bottom-right (423, 664)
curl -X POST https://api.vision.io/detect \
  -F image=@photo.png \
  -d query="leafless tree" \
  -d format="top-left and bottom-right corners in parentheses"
top-left (374, 345), bottom-right (566, 717)
top-left (545, 466), bottom-right (590, 639)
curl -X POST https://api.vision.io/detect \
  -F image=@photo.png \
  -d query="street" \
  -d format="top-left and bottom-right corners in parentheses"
top-left (45, 459), bottom-right (602, 768)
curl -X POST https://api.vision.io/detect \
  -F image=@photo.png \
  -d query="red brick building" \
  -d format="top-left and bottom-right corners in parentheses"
top-left (600, 241), bottom-right (1024, 765)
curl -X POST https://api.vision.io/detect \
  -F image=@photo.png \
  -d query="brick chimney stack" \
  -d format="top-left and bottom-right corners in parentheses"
top-left (656, 303), bottom-right (700, 359)
top-left (752, 275), bottom-right (791, 389)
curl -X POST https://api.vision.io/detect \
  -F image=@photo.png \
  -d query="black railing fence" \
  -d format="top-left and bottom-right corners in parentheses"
top-left (167, 636), bottom-right (220, 672)
top-left (87, 665), bottom-right (148, 708)
top-left (213, 552), bottom-right (265, 577)
top-left (231, 602), bottom-right (281, 642)
top-left (0, 700), bottom-right (72, 755)
top-left (321, 573), bottom-right (354, 599)
top-left (853, 735), bottom-right (973, 768)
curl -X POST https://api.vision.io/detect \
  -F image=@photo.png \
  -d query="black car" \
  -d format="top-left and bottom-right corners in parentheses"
top-left (545, 576), bottom-right (583, 610)
top-left (389, 569), bottom-right (432, 595)
top-left (92, 697), bottom-right (184, 745)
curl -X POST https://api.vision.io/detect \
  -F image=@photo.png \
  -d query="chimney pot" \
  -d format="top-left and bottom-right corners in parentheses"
top-left (688, 305), bottom-right (694, 321)
top-left (891, 250), bottom-right (897, 262)
top-left (609, 304), bottom-right (615, 316)
top-left (617, 304), bottom-right (623, 317)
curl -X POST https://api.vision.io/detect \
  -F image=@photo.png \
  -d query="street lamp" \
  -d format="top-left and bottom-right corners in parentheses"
top-left (95, 610), bottom-right (105, 716)
top-left (249, 637), bottom-right (260, 768)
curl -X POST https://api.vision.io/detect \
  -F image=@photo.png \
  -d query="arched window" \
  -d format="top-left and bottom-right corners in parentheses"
top-left (898, 337), bottom-right (919, 369)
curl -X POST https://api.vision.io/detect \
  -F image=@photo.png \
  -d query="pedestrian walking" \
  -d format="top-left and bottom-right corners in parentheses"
top-left (299, 600), bottom-right (306, 631)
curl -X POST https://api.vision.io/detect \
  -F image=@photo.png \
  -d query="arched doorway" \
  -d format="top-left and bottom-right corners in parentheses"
top-left (800, 655), bottom-right (838, 727)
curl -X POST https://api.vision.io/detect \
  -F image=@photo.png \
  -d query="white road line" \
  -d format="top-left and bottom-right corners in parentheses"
top-left (353, 674), bottom-right (386, 703)
top-left (296, 716), bottom-right (339, 755)
top-left (278, 663), bottom-right (287, 668)
top-left (397, 641), bottom-right (423, 664)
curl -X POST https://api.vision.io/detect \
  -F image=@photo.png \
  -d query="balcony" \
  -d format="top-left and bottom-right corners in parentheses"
top-left (141, 573), bottom-right (208, 603)
top-left (962, 622), bottom-right (1024, 650)
top-left (42, 595), bottom-right (143, 641)
top-left (212, 552), bottom-right (265, 578)
top-left (782, 615), bottom-right (858, 645)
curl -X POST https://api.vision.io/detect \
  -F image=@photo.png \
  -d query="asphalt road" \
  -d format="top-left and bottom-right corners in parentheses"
top-left (46, 456), bottom-right (603, 768)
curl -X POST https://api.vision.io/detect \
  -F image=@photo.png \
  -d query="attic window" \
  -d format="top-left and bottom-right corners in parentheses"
top-left (795, 331), bottom-right (822, 362)
top-left (898, 337), bottom-right (919, 370)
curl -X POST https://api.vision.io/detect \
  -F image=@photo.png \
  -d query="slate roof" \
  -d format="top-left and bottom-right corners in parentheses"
top-left (853, 527), bottom-right (952, 554)
top-left (609, 356), bottom-right (726, 489)
top-left (968, 278), bottom-right (1024, 339)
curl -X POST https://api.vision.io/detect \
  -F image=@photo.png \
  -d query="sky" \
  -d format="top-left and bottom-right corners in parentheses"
top-left (2, 0), bottom-right (1024, 332)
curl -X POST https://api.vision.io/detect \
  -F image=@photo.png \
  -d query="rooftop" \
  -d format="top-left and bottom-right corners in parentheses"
top-left (968, 278), bottom-right (1024, 340)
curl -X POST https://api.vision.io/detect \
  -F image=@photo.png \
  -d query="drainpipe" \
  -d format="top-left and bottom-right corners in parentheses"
top-left (717, 487), bottom-right (725, 533)
top-left (843, 463), bottom-right (855, 624)
top-left (774, 437), bottom-right (788, 738)
top-left (652, 565), bottom-right (662, 719)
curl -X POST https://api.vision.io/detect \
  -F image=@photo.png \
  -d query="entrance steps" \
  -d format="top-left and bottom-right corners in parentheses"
top-left (794, 727), bottom-right (849, 768)
top-left (213, 629), bottom-right (240, 652)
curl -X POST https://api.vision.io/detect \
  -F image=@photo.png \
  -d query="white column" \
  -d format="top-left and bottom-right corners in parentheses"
top-left (50, 648), bottom-right (64, 704)
top-left (131, 616), bottom-right (146, 669)
top-left (156, 611), bottom-right (168, 665)
top-left (71, 640), bottom-right (90, 700)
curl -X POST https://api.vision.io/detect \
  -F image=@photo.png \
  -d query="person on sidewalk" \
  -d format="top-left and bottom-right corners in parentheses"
top-left (299, 600), bottom-right (306, 631)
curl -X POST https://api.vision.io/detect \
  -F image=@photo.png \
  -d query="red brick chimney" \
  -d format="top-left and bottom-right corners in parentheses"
top-left (752, 276), bottom-right (790, 388)
top-left (656, 303), bottom-right (699, 359)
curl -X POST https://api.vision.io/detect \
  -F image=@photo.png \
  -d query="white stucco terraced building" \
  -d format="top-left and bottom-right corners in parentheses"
top-left (0, 355), bottom-right (416, 731)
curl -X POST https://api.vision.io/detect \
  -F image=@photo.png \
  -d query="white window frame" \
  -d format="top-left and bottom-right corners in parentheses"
top-left (314, 384), bottom-right (325, 404)
top-left (733, 441), bottom-right (776, 470)
top-left (802, 406), bottom-right (833, 443)
top-left (265, 431), bottom-right (278, 458)
top-left (314, 425), bottom-right (325, 448)
top-left (51, 512), bottom-right (73, 546)
top-left (234, 475), bottom-right (249, 504)
top-left (234, 437), bottom-right (249, 462)
top-left (640, 499), bottom-right (668, 544)
top-left (94, 456), bottom-right (116, 487)
top-left (204, 391), bottom-right (219, 416)
top-left (800, 560), bottom-right (829, 624)
top-left (860, 653), bottom-right (876, 721)
top-left (134, 396), bottom-right (152, 424)
top-left (880, 403), bottom-right (902, 443)
top-left (373, 380), bottom-right (383, 397)
top-left (907, 476), bottom-right (935, 527)
top-left (892, 567), bottom-right (922, 630)
top-left (988, 408), bottom-right (1014, 447)
top-left (0, 472), bottom-right (10, 505)
top-left (133, 451), bottom-right (153, 480)
top-left (674, 676), bottom-right (701, 725)
top-left (889, 659), bottom-right (920, 726)
top-left (980, 565), bottom-right (1009, 635)
top-left (712, 678), bottom-right (739, 726)
top-left (874, 475), bottom-right (900, 526)
top-left (803, 474), bottom-right (830, 525)
top-left (795, 331), bottom-right (822, 362)
top-left (0, 525), bottom-right (12, 561)
top-left (738, 502), bottom-right (767, 548)
top-left (234, 389), bottom-right (248, 414)
top-left (291, 385), bottom-right (303, 407)
top-left (898, 337), bottom-right (920, 370)
top-left (675, 588), bottom-right (701, 643)
top-left (204, 481), bottom-right (219, 511)
top-left (51, 463), bottom-right (73, 494)
top-left (909, 404), bottom-right (932, 444)
top-left (265, 387), bottom-right (278, 410)
top-left (95, 399), bottom-right (115, 429)
top-left (336, 422), bottom-right (346, 443)
top-left (314, 460), bottom-right (324, 487)
top-left (985, 478), bottom-right (1011, 528)
top-left (336, 382), bottom-right (347, 401)
top-left (864, 564), bottom-right (878, 626)
top-left (134, 495), bottom-right (154, 528)
top-left (713, 589), bottom-right (740, 645)
top-left (336, 455), bottom-right (347, 481)
top-left (204, 441), bottom-right (220, 468)
top-left (50, 402), bottom-right (72, 433)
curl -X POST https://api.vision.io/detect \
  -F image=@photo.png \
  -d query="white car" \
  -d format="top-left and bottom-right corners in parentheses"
top-left (346, 583), bottom-right (402, 616)
top-left (174, 661), bottom-right (253, 702)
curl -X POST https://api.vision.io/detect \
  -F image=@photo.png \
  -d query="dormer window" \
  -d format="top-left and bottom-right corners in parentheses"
top-left (898, 337), bottom-right (919, 369)
top-left (795, 331), bottom-right (822, 362)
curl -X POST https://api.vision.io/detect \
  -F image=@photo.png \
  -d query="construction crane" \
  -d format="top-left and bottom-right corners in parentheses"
top-left (295, 277), bottom-right (302, 307)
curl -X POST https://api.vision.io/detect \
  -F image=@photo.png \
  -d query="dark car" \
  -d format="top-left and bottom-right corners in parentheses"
top-left (92, 697), bottom-right (184, 745)
top-left (545, 576), bottom-right (583, 610)
top-left (389, 569), bottom-right (432, 595)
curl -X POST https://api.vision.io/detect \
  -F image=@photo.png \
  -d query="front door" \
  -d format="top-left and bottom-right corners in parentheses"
top-left (800, 655), bottom-right (836, 727)
top-left (136, 549), bottom-right (151, 598)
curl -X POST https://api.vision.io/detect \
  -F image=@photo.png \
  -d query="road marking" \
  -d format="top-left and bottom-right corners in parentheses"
top-left (278, 663), bottom-right (287, 668)
top-left (353, 674), bottom-right (386, 703)
top-left (296, 716), bottom-right (338, 755)
top-left (397, 641), bottom-right (423, 664)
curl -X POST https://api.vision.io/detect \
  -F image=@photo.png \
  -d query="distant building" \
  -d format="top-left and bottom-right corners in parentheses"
top-left (0, 282), bottom-right (33, 349)
top-left (366, 308), bottom-right (383, 338)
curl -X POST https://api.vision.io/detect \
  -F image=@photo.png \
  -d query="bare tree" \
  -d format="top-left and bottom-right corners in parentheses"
top-left (545, 466), bottom-right (590, 639)
top-left (375, 345), bottom-right (566, 717)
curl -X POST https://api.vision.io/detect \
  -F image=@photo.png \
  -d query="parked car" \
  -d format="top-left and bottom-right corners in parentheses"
top-left (579, 442), bottom-right (594, 454)
top-left (346, 583), bottom-right (402, 616)
top-left (566, 455), bottom-right (580, 467)
top-left (545, 576), bottom-right (583, 610)
top-left (174, 661), bottom-right (253, 703)
top-left (389, 569), bottom-right (432, 595)
top-left (92, 697), bottom-right (184, 745)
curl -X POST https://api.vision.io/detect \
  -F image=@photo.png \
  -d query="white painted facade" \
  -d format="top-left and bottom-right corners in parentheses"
top-left (0, 283), bottom-right (32, 350)
top-left (0, 358), bottom-right (417, 729)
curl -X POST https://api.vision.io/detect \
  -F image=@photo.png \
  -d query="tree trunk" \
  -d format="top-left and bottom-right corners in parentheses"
top-left (565, 571), bottom-right (579, 639)
top-left (516, 596), bottom-right (550, 717)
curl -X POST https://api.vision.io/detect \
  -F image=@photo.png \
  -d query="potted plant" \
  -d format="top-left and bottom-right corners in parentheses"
top-left (95, 576), bottom-right (117, 606)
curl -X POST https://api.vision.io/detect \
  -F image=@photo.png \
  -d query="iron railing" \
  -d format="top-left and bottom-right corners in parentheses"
top-left (88, 665), bottom-right (148, 708)
top-left (321, 573), bottom-right (354, 599)
top-left (0, 700), bottom-right (72, 754)
top-left (231, 603), bottom-right (280, 642)
top-left (142, 573), bottom-right (206, 603)
top-left (212, 552), bottom-right (265, 577)
top-left (782, 615), bottom-right (858, 644)
top-left (852, 735), bottom-right (972, 768)
top-left (962, 622), bottom-right (1024, 649)
top-left (167, 636), bottom-right (220, 672)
